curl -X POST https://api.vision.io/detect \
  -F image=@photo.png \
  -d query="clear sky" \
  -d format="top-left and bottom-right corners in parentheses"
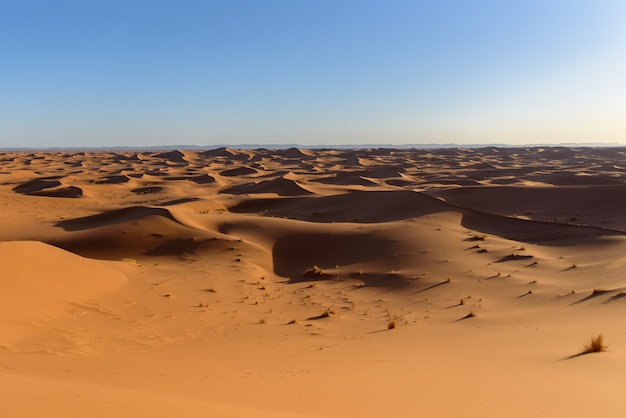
top-left (2, 0), bottom-right (625, 148)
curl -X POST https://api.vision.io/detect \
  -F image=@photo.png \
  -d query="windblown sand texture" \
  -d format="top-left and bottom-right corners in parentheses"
top-left (1, 146), bottom-right (626, 417)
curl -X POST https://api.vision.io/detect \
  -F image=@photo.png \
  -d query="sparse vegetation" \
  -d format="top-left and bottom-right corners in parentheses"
top-left (387, 320), bottom-right (396, 330)
top-left (307, 308), bottom-right (335, 320)
top-left (305, 265), bottom-right (324, 277)
top-left (580, 334), bottom-right (607, 354)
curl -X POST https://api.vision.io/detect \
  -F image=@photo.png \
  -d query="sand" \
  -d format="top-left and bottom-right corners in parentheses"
top-left (1, 146), bottom-right (626, 417)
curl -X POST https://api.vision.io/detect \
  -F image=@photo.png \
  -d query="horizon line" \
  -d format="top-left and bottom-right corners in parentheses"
top-left (2, 141), bottom-right (626, 152)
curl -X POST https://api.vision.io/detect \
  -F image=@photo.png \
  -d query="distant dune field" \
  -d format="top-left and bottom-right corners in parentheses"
top-left (1, 146), bottom-right (626, 417)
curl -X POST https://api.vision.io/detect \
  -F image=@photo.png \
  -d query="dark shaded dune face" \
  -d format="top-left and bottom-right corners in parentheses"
top-left (95, 175), bottom-right (131, 184)
top-left (314, 173), bottom-right (378, 186)
top-left (144, 170), bottom-right (169, 177)
top-left (143, 237), bottom-right (199, 256)
top-left (64, 161), bottom-right (83, 168)
top-left (55, 206), bottom-right (179, 231)
top-left (230, 190), bottom-right (452, 223)
top-left (48, 227), bottom-right (209, 260)
top-left (31, 185), bottom-right (83, 198)
top-left (357, 168), bottom-right (402, 179)
top-left (198, 147), bottom-right (250, 160)
top-left (153, 149), bottom-right (189, 164)
top-left (384, 178), bottom-right (416, 187)
top-left (163, 174), bottom-right (216, 184)
top-left (188, 173), bottom-right (216, 184)
top-left (459, 210), bottom-right (626, 244)
top-left (528, 172), bottom-right (624, 186)
top-left (49, 210), bottom-right (222, 260)
top-left (12, 178), bottom-right (83, 198)
top-left (415, 177), bottom-right (482, 187)
top-left (111, 152), bottom-right (140, 162)
top-left (159, 197), bottom-right (200, 206)
top-left (198, 147), bottom-right (236, 157)
top-left (273, 147), bottom-right (317, 160)
top-left (13, 178), bottom-right (62, 194)
top-left (131, 186), bottom-right (164, 195)
top-left (432, 185), bottom-right (626, 231)
top-left (220, 177), bottom-right (312, 196)
top-left (272, 233), bottom-right (399, 280)
top-left (219, 166), bottom-right (258, 177)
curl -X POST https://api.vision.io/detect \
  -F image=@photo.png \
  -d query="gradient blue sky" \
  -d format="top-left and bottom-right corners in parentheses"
top-left (2, 0), bottom-right (625, 148)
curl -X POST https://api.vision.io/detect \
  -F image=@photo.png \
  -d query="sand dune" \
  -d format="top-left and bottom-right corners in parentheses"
top-left (220, 176), bottom-right (313, 196)
top-left (0, 241), bottom-right (125, 344)
top-left (1, 146), bottom-right (626, 417)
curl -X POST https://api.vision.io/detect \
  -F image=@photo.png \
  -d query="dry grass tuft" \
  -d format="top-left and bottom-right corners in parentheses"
top-left (387, 320), bottom-right (396, 330)
top-left (307, 308), bottom-right (335, 320)
top-left (305, 265), bottom-right (324, 277)
top-left (580, 334), bottom-right (607, 354)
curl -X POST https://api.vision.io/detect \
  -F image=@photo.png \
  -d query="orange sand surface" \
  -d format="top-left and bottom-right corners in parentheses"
top-left (1, 146), bottom-right (626, 417)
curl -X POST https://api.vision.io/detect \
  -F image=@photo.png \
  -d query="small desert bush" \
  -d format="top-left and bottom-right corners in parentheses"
top-left (305, 265), bottom-right (324, 276)
top-left (581, 334), bottom-right (607, 354)
top-left (387, 320), bottom-right (396, 330)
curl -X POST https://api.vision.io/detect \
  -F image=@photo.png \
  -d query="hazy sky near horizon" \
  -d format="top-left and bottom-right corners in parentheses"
top-left (2, 0), bottom-right (625, 148)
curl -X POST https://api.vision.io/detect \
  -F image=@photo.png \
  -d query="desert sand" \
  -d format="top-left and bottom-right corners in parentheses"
top-left (1, 146), bottom-right (626, 417)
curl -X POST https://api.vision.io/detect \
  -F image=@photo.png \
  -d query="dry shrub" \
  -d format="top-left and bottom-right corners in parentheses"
top-left (305, 265), bottom-right (324, 277)
top-left (581, 334), bottom-right (607, 354)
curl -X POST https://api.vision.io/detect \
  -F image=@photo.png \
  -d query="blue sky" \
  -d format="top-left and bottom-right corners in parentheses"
top-left (1, 0), bottom-right (625, 147)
